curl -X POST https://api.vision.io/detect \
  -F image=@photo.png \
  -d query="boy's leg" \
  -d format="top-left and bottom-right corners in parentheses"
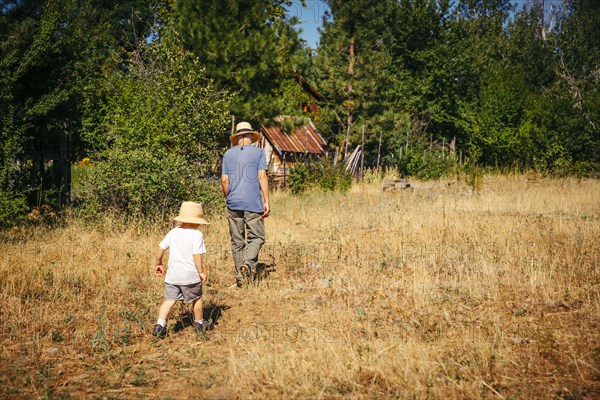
top-left (153, 299), bottom-right (176, 337)
top-left (192, 297), bottom-right (203, 322)
top-left (157, 300), bottom-right (177, 321)
top-left (192, 296), bottom-right (212, 333)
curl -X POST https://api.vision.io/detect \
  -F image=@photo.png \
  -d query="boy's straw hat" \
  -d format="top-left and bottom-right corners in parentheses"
top-left (230, 121), bottom-right (261, 146)
top-left (173, 202), bottom-right (209, 225)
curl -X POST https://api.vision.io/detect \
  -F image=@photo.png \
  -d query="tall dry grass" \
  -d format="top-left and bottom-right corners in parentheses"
top-left (1, 174), bottom-right (599, 399)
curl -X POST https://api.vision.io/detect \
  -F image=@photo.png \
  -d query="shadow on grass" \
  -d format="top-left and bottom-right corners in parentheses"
top-left (242, 261), bottom-right (275, 287)
top-left (172, 302), bottom-right (231, 333)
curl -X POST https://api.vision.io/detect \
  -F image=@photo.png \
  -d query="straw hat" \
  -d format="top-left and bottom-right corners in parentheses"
top-left (173, 202), bottom-right (209, 225)
top-left (230, 121), bottom-right (261, 146)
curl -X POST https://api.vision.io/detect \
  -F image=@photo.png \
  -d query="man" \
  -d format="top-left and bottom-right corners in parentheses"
top-left (221, 121), bottom-right (270, 288)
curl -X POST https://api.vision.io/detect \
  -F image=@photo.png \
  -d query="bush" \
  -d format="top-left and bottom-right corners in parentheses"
top-left (399, 146), bottom-right (457, 180)
top-left (0, 190), bottom-right (28, 229)
top-left (73, 148), bottom-right (223, 221)
top-left (288, 158), bottom-right (352, 194)
top-left (74, 34), bottom-right (230, 222)
top-left (288, 165), bottom-right (310, 194)
top-left (82, 37), bottom-right (231, 163)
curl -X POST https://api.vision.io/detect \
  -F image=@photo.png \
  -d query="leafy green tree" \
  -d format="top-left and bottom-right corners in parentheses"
top-left (553, 0), bottom-right (600, 165)
top-left (78, 36), bottom-right (232, 218)
top-left (463, 68), bottom-right (531, 166)
top-left (0, 0), bottom-right (155, 224)
top-left (173, 0), bottom-right (305, 125)
top-left (83, 38), bottom-right (231, 161)
top-left (314, 0), bottom-right (461, 168)
top-left (313, 0), bottom-right (397, 156)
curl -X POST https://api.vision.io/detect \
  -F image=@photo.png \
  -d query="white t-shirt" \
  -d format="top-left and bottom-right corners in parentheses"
top-left (159, 227), bottom-right (207, 285)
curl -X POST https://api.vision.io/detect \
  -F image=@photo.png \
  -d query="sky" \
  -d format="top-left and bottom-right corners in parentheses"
top-left (286, 0), bottom-right (563, 49)
top-left (287, 0), bottom-right (330, 48)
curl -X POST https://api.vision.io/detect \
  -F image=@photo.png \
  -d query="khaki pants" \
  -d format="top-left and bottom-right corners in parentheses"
top-left (227, 209), bottom-right (265, 281)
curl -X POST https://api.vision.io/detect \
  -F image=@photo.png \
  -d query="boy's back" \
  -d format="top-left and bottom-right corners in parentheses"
top-left (159, 227), bottom-right (206, 285)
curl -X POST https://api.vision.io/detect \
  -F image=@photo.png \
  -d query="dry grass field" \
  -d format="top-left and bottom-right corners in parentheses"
top-left (1, 174), bottom-right (599, 399)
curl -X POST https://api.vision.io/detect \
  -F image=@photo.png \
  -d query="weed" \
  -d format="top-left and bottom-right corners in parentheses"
top-left (0, 175), bottom-right (598, 399)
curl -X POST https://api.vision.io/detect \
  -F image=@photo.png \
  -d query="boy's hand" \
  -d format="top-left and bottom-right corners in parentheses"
top-left (199, 271), bottom-right (208, 283)
top-left (155, 265), bottom-right (164, 276)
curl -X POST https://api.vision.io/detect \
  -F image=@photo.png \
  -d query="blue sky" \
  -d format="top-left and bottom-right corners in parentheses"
top-left (287, 1), bottom-right (562, 48)
top-left (287, 0), bottom-right (330, 48)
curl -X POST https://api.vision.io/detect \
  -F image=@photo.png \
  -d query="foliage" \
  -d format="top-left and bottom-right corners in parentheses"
top-left (288, 165), bottom-right (310, 194)
top-left (74, 148), bottom-right (223, 220)
top-left (0, 190), bottom-right (28, 229)
top-left (313, 0), bottom-right (397, 143)
top-left (77, 36), bottom-right (231, 218)
top-left (288, 158), bottom-right (352, 194)
top-left (174, 0), bottom-right (305, 124)
top-left (83, 36), bottom-right (231, 162)
top-left (311, 0), bottom-right (599, 177)
top-left (398, 143), bottom-right (457, 180)
top-left (0, 0), bottom-right (155, 224)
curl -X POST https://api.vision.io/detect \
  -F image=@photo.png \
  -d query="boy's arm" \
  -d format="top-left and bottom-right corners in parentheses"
top-left (259, 169), bottom-right (270, 218)
top-left (155, 247), bottom-right (166, 276)
top-left (194, 253), bottom-right (208, 283)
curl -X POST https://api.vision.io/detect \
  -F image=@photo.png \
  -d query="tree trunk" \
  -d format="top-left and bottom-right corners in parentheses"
top-left (345, 36), bottom-right (355, 160)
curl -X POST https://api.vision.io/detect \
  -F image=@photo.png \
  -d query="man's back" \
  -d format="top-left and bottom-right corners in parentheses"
top-left (222, 145), bottom-right (266, 212)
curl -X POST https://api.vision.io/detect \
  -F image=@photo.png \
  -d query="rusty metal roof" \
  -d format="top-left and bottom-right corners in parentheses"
top-left (260, 121), bottom-right (328, 155)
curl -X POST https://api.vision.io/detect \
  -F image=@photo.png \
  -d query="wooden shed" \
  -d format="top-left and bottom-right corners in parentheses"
top-left (258, 118), bottom-right (328, 178)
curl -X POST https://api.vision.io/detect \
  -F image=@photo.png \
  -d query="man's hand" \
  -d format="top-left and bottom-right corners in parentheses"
top-left (258, 169), bottom-right (270, 218)
top-left (155, 265), bottom-right (164, 276)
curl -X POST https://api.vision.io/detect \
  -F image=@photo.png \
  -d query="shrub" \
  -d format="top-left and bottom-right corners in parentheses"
top-left (0, 190), bottom-right (28, 229)
top-left (288, 158), bottom-right (352, 194)
top-left (73, 148), bottom-right (223, 221)
top-left (288, 164), bottom-right (310, 194)
top-left (399, 146), bottom-right (457, 180)
top-left (75, 34), bottom-right (230, 221)
top-left (82, 37), bottom-right (231, 163)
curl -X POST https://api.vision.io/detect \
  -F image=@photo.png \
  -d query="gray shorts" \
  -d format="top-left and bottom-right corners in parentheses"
top-left (164, 282), bottom-right (202, 303)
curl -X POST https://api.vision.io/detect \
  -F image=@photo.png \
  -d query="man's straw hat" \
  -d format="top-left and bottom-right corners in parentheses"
top-left (230, 121), bottom-right (261, 146)
top-left (173, 202), bottom-right (209, 225)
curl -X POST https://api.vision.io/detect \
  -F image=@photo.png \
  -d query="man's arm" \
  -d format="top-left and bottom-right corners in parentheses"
top-left (220, 174), bottom-right (229, 198)
top-left (258, 169), bottom-right (270, 218)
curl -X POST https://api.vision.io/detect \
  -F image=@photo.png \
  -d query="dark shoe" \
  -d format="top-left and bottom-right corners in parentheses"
top-left (194, 319), bottom-right (214, 332)
top-left (194, 321), bottom-right (205, 333)
top-left (240, 264), bottom-right (250, 278)
top-left (152, 324), bottom-right (167, 338)
top-left (194, 321), bottom-right (210, 340)
top-left (241, 264), bottom-right (255, 281)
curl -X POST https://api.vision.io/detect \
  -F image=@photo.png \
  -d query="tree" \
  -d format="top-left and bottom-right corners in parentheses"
top-left (0, 0), bottom-right (155, 222)
top-left (173, 0), bottom-right (305, 125)
top-left (313, 0), bottom-right (397, 156)
top-left (78, 36), bottom-right (232, 217)
top-left (314, 0), bottom-right (461, 167)
top-left (553, 0), bottom-right (600, 165)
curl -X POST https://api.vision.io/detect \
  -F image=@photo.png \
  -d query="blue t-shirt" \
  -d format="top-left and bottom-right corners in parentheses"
top-left (222, 144), bottom-right (267, 213)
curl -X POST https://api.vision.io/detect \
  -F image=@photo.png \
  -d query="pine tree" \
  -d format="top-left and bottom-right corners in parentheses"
top-left (173, 0), bottom-right (304, 124)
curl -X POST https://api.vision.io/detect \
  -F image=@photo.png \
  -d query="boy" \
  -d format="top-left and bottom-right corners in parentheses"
top-left (153, 201), bottom-right (210, 338)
